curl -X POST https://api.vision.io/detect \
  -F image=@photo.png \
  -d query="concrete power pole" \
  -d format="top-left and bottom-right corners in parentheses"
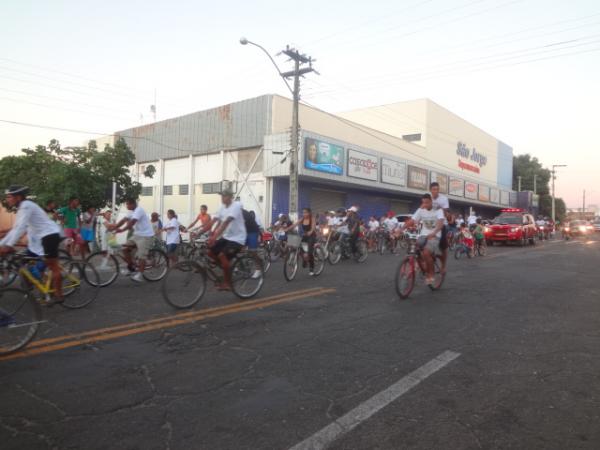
top-left (533, 174), bottom-right (537, 194)
top-left (551, 164), bottom-right (567, 223)
top-left (517, 176), bottom-right (522, 192)
top-left (281, 46), bottom-right (315, 221)
top-left (583, 189), bottom-right (586, 215)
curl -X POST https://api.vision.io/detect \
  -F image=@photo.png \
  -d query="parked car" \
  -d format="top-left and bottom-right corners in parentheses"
top-left (487, 209), bottom-right (537, 246)
top-left (564, 220), bottom-right (594, 239)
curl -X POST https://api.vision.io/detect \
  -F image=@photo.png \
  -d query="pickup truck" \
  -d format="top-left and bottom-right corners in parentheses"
top-left (487, 209), bottom-right (537, 246)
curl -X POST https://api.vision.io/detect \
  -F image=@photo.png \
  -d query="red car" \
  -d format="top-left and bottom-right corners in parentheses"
top-left (487, 209), bottom-right (537, 246)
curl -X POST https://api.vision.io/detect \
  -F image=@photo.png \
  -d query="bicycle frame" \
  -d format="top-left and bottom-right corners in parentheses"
top-left (19, 264), bottom-right (80, 297)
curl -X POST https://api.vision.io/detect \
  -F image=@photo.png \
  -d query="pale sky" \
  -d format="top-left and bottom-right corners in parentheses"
top-left (1, 0), bottom-right (598, 208)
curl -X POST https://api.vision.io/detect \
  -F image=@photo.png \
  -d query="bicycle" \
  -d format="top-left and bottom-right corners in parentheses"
top-left (454, 238), bottom-right (474, 259)
top-left (283, 234), bottom-right (325, 281)
top-left (85, 238), bottom-right (169, 287)
top-left (474, 238), bottom-right (487, 256)
top-left (0, 254), bottom-right (100, 355)
top-left (330, 234), bottom-right (368, 263)
top-left (161, 248), bottom-right (264, 309)
top-left (395, 232), bottom-right (445, 299)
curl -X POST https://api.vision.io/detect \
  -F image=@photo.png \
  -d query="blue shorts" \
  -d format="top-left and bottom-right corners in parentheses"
top-left (246, 232), bottom-right (259, 250)
top-left (81, 229), bottom-right (95, 242)
top-left (166, 243), bottom-right (178, 255)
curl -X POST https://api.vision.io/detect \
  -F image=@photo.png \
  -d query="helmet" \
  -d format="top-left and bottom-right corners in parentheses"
top-left (5, 185), bottom-right (29, 196)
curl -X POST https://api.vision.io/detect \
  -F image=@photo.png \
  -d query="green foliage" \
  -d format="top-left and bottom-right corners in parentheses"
top-left (539, 195), bottom-right (566, 221)
top-left (0, 138), bottom-right (149, 209)
top-left (512, 154), bottom-right (551, 195)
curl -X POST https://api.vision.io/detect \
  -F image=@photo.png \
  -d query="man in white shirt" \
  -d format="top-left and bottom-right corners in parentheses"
top-left (0, 185), bottom-right (64, 302)
top-left (162, 209), bottom-right (181, 264)
top-left (108, 198), bottom-right (155, 282)
top-left (198, 188), bottom-right (247, 291)
top-left (430, 182), bottom-right (450, 274)
top-left (407, 193), bottom-right (444, 285)
top-left (467, 212), bottom-right (478, 229)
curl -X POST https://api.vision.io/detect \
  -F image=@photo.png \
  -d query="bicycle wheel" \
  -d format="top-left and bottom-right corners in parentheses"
top-left (60, 261), bottom-right (101, 309)
top-left (477, 243), bottom-right (487, 256)
top-left (142, 249), bottom-right (169, 281)
top-left (430, 256), bottom-right (446, 291)
top-left (0, 288), bottom-right (42, 355)
top-left (328, 242), bottom-right (342, 265)
top-left (313, 246), bottom-right (326, 276)
top-left (85, 251), bottom-right (119, 287)
top-left (0, 259), bottom-right (18, 287)
top-left (162, 260), bottom-right (207, 309)
top-left (354, 240), bottom-right (368, 263)
top-left (232, 256), bottom-right (264, 299)
top-left (259, 247), bottom-right (271, 273)
top-left (283, 250), bottom-right (299, 281)
top-left (395, 257), bottom-right (416, 299)
top-left (378, 236), bottom-right (386, 255)
top-left (454, 247), bottom-right (463, 260)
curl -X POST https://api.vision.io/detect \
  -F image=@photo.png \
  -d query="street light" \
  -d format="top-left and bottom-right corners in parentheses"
top-left (551, 164), bottom-right (567, 223)
top-left (239, 37), bottom-right (293, 95)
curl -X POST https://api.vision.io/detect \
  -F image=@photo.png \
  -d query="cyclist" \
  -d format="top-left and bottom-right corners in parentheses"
top-left (107, 198), bottom-right (155, 282)
top-left (162, 209), bottom-right (181, 265)
top-left (186, 204), bottom-right (211, 237)
top-left (198, 188), bottom-right (247, 291)
top-left (405, 193), bottom-right (444, 286)
top-left (285, 207), bottom-right (317, 275)
top-left (367, 216), bottom-right (379, 251)
top-left (0, 186), bottom-right (63, 303)
top-left (346, 206), bottom-right (360, 254)
top-left (58, 196), bottom-right (83, 257)
top-left (430, 182), bottom-right (450, 274)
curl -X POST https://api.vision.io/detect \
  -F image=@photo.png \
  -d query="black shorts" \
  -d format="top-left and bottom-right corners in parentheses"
top-left (42, 233), bottom-right (61, 258)
top-left (210, 238), bottom-right (242, 260)
top-left (439, 225), bottom-right (449, 250)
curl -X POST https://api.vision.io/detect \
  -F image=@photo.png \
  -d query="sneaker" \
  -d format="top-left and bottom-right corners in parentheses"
top-left (131, 272), bottom-right (144, 283)
top-left (251, 270), bottom-right (262, 279)
top-left (308, 271), bottom-right (315, 276)
top-left (120, 268), bottom-right (133, 276)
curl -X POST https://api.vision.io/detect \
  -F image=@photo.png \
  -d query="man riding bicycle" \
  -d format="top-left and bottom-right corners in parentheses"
top-left (404, 193), bottom-right (444, 286)
top-left (107, 198), bottom-right (154, 282)
top-left (0, 185), bottom-right (63, 303)
top-left (197, 188), bottom-right (246, 291)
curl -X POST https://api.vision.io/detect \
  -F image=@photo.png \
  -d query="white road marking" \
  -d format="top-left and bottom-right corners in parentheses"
top-left (289, 350), bottom-right (461, 450)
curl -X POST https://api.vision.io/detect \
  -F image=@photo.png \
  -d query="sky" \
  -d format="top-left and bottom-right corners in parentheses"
top-left (0, 0), bottom-right (598, 208)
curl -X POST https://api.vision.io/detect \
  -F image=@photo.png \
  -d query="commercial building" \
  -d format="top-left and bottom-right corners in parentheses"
top-left (117, 94), bottom-right (514, 225)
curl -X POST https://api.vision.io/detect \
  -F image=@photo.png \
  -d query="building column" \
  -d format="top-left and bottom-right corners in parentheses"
top-left (158, 158), bottom-right (165, 217)
top-left (188, 154), bottom-right (195, 223)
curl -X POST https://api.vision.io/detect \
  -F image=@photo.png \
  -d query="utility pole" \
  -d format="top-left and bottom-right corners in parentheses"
top-left (533, 174), bottom-right (537, 194)
top-left (280, 46), bottom-right (315, 221)
top-left (517, 176), bottom-right (522, 192)
top-left (583, 189), bottom-right (586, 215)
top-left (551, 164), bottom-right (567, 223)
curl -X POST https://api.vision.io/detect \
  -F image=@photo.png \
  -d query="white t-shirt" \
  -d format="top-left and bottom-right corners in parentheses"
top-left (216, 201), bottom-right (247, 245)
top-left (0, 200), bottom-right (60, 247)
top-left (535, 220), bottom-right (546, 227)
top-left (412, 208), bottom-right (445, 238)
top-left (432, 194), bottom-right (449, 211)
top-left (456, 218), bottom-right (465, 226)
top-left (129, 206), bottom-right (154, 237)
top-left (368, 220), bottom-right (379, 231)
top-left (383, 217), bottom-right (398, 231)
top-left (467, 215), bottom-right (478, 226)
top-left (165, 218), bottom-right (181, 245)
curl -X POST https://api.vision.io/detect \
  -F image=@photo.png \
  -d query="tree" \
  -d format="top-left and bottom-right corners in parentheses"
top-left (0, 138), bottom-right (154, 209)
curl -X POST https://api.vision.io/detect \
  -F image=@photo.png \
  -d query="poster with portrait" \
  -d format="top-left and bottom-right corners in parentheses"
top-left (304, 137), bottom-right (344, 175)
top-left (407, 165), bottom-right (429, 190)
top-left (449, 177), bottom-right (464, 197)
top-left (465, 182), bottom-right (478, 200)
top-left (430, 171), bottom-right (449, 194)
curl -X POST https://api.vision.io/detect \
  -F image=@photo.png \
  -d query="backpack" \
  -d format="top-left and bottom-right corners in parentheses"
top-left (242, 209), bottom-right (259, 233)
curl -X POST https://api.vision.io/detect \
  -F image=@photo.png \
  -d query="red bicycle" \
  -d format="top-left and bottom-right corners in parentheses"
top-left (395, 232), bottom-right (445, 299)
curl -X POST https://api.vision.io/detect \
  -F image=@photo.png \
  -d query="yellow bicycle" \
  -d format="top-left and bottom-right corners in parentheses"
top-left (0, 254), bottom-right (100, 355)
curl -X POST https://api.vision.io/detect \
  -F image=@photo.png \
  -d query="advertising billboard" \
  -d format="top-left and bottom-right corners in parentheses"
top-left (304, 137), bottom-right (344, 175)
top-left (490, 188), bottom-right (500, 204)
top-left (430, 171), bottom-right (448, 194)
top-left (449, 177), bottom-right (464, 197)
top-left (348, 149), bottom-right (378, 181)
top-left (478, 185), bottom-right (490, 202)
top-left (407, 166), bottom-right (429, 190)
top-left (465, 181), bottom-right (478, 200)
top-left (500, 190), bottom-right (510, 206)
top-left (381, 158), bottom-right (406, 186)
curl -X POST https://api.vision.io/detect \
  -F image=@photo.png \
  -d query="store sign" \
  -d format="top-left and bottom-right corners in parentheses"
top-left (479, 185), bottom-right (490, 202)
top-left (430, 171), bottom-right (448, 194)
top-left (449, 177), bottom-right (464, 197)
top-left (456, 142), bottom-right (488, 174)
top-left (465, 181), bottom-right (478, 200)
top-left (500, 190), bottom-right (510, 206)
top-left (304, 137), bottom-right (344, 175)
top-left (490, 188), bottom-right (500, 204)
top-left (407, 165), bottom-right (429, 190)
top-left (348, 149), bottom-right (378, 181)
top-left (381, 158), bottom-right (406, 186)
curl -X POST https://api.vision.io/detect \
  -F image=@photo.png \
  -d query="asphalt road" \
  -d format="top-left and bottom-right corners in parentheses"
top-left (1, 235), bottom-right (599, 450)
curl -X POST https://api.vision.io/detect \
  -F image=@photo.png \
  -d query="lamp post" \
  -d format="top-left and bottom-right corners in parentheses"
top-left (240, 37), bottom-right (315, 221)
top-left (551, 164), bottom-right (567, 223)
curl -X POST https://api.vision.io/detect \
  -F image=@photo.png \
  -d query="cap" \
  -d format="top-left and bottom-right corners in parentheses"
top-left (219, 187), bottom-right (235, 196)
top-left (348, 206), bottom-right (358, 213)
top-left (5, 185), bottom-right (29, 196)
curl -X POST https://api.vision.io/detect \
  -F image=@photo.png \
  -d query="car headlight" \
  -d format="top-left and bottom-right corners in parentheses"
top-left (323, 227), bottom-right (329, 235)
top-left (579, 226), bottom-right (587, 232)
top-left (564, 227), bottom-right (570, 231)
top-left (484, 227), bottom-right (490, 233)
top-left (510, 227), bottom-right (518, 232)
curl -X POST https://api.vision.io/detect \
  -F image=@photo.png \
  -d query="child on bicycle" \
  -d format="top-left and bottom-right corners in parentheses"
top-left (473, 218), bottom-right (486, 252)
top-left (162, 209), bottom-right (181, 265)
top-left (457, 223), bottom-right (474, 253)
